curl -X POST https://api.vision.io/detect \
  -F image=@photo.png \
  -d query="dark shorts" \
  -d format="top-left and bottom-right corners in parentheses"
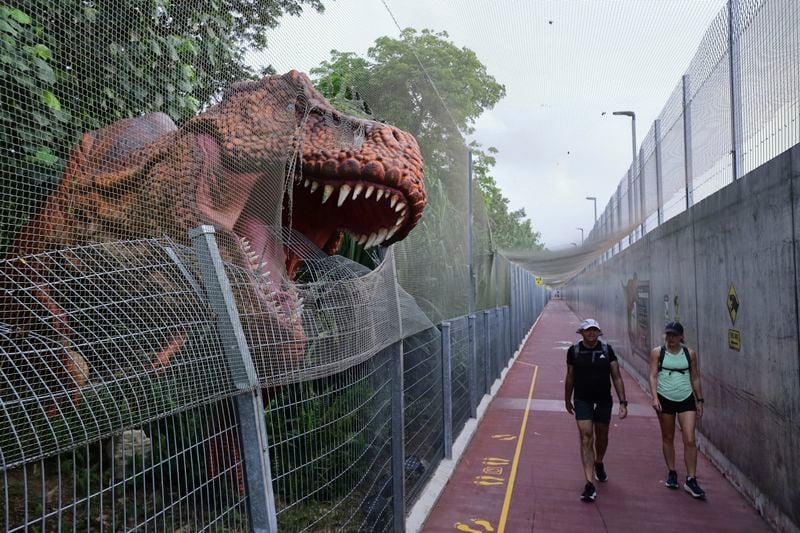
top-left (574, 398), bottom-right (612, 424)
top-left (658, 393), bottom-right (696, 415)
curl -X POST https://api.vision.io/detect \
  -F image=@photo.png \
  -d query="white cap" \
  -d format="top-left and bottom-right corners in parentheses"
top-left (576, 318), bottom-right (602, 334)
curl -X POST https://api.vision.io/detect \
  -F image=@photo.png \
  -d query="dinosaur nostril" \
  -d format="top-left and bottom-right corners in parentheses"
top-left (392, 130), bottom-right (401, 143)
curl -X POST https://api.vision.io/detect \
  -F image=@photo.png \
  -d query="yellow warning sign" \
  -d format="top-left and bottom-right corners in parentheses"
top-left (535, 276), bottom-right (543, 286)
top-left (727, 283), bottom-right (739, 325)
top-left (729, 329), bottom-right (740, 351)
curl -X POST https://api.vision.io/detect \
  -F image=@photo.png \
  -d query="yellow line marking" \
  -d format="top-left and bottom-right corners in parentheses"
top-left (497, 364), bottom-right (538, 533)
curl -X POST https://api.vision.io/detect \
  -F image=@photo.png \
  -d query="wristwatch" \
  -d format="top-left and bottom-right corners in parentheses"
top-left (619, 400), bottom-right (628, 406)
top-left (696, 398), bottom-right (704, 403)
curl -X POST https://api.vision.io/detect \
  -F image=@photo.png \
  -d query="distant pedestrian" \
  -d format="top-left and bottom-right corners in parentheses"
top-left (565, 318), bottom-right (628, 502)
top-left (648, 321), bottom-right (706, 499)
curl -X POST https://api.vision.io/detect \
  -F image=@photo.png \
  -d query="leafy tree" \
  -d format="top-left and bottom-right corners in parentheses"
top-left (312, 29), bottom-right (505, 178)
top-left (1, 0), bottom-right (323, 252)
top-left (471, 144), bottom-right (543, 250)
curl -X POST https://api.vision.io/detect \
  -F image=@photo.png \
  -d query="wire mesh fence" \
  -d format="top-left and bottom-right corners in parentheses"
top-left (0, 0), bottom-right (557, 529)
top-left (587, 0), bottom-right (799, 256)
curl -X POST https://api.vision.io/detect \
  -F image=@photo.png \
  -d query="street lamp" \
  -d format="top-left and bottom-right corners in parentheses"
top-left (586, 196), bottom-right (597, 223)
top-left (612, 111), bottom-right (637, 164)
top-left (613, 110), bottom-right (638, 243)
top-left (576, 227), bottom-right (584, 245)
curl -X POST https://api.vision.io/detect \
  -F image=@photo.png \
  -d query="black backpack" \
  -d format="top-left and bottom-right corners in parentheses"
top-left (657, 345), bottom-right (691, 374)
top-left (572, 341), bottom-right (609, 362)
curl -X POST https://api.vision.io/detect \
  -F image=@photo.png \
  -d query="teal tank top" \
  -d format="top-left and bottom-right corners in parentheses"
top-left (657, 347), bottom-right (693, 402)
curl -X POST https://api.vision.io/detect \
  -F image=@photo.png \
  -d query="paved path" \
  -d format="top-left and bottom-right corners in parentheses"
top-left (422, 300), bottom-right (771, 532)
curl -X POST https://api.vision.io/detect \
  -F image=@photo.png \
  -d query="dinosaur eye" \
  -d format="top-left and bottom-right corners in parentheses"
top-left (286, 103), bottom-right (295, 112)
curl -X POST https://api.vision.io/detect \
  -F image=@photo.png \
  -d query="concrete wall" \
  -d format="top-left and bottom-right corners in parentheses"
top-left (564, 145), bottom-right (800, 532)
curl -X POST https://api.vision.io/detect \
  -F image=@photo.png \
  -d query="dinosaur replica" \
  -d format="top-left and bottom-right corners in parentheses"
top-left (0, 70), bottom-right (426, 420)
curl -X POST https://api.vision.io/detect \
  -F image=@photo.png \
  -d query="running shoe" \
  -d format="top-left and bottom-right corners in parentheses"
top-left (594, 462), bottom-right (608, 482)
top-left (581, 482), bottom-right (597, 502)
top-left (684, 476), bottom-right (706, 499)
top-left (666, 470), bottom-right (678, 489)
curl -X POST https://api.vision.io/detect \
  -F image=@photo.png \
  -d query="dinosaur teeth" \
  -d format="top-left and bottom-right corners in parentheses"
top-left (321, 185), bottom-right (334, 204)
top-left (389, 195), bottom-right (398, 208)
top-left (365, 185), bottom-right (375, 199)
top-left (358, 234), bottom-right (368, 245)
top-left (395, 217), bottom-right (404, 227)
top-left (365, 233), bottom-right (378, 248)
top-left (338, 185), bottom-right (351, 207)
top-left (303, 179), bottom-right (310, 188)
top-left (376, 189), bottom-right (384, 201)
top-left (352, 184), bottom-right (363, 200)
top-left (387, 226), bottom-right (399, 240)
top-left (376, 228), bottom-right (388, 244)
top-left (310, 180), bottom-right (320, 193)
top-left (395, 202), bottom-right (406, 213)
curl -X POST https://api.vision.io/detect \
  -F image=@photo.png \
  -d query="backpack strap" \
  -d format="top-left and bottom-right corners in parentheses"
top-left (683, 346), bottom-right (692, 374)
top-left (659, 345), bottom-right (691, 373)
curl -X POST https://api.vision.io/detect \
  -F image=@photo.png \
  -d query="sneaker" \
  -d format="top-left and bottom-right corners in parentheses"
top-left (665, 470), bottom-right (679, 489)
top-left (594, 462), bottom-right (608, 482)
top-left (684, 476), bottom-right (706, 499)
top-left (581, 482), bottom-right (597, 502)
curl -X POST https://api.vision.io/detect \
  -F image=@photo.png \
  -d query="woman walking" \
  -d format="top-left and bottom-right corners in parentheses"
top-left (648, 321), bottom-right (706, 499)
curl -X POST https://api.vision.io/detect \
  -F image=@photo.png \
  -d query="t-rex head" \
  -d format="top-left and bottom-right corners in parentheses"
top-left (186, 70), bottom-right (426, 278)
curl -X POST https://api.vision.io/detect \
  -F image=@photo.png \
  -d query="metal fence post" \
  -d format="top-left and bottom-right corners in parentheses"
top-left (682, 74), bottom-right (695, 209)
top-left (483, 310), bottom-right (492, 392)
top-left (639, 146), bottom-right (646, 236)
top-left (494, 308), bottom-right (502, 374)
top-left (467, 314), bottom-right (478, 418)
top-left (655, 119), bottom-right (664, 226)
top-left (728, 0), bottom-right (744, 180)
top-left (504, 306), bottom-right (510, 363)
top-left (189, 225), bottom-right (278, 533)
top-left (389, 340), bottom-right (405, 532)
top-left (441, 322), bottom-right (453, 459)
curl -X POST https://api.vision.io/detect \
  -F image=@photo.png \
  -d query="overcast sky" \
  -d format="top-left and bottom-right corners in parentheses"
top-left (255, 0), bottom-right (726, 248)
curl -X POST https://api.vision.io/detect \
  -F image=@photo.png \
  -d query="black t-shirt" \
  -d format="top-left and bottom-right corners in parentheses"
top-left (567, 341), bottom-right (618, 402)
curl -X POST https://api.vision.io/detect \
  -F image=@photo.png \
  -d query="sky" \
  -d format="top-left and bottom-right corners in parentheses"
top-left (253, 0), bottom-right (727, 248)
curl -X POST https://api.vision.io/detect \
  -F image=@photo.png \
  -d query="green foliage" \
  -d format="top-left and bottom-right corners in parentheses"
top-left (266, 378), bottom-right (377, 504)
top-left (0, 0), bottom-right (324, 254)
top-left (471, 143), bottom-right (543, 250)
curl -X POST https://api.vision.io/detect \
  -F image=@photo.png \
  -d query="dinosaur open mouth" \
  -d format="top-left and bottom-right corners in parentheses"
top-left (289, 175), bottom-right (409, 249)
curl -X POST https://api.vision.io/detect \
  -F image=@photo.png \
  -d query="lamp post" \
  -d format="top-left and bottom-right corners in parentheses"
top-left (576, 227), bottom-right (584, 246)
top-left (586, 196), bottom-right (597, 223)
top-left (613, 110), bottom-right (637, 243)
top-left (612, 111), bottom-right (637, 165)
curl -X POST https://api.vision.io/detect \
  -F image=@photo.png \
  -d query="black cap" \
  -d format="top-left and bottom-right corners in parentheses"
top-left (664, 321), bottom-right (684, 335)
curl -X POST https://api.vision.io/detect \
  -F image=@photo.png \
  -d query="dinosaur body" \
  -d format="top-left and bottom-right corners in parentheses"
top-left (1, 70), bottom-right (426, 413)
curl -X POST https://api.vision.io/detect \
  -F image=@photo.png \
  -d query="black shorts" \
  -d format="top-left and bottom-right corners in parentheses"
top-left (657, 393), bottom-right (696, 415)
top-left (574, 398), bottom-right (612, 423)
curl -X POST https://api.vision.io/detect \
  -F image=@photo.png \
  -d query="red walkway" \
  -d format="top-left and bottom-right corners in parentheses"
top-left (422, 300), bottom-right (770, 533)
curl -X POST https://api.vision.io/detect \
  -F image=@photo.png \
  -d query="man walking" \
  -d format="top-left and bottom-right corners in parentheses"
top-left (565, 319), bottom-right (628, 502)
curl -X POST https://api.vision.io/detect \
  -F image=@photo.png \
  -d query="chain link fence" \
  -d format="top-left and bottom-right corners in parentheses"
top-left (588, 0), bottom-right (799, 259)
